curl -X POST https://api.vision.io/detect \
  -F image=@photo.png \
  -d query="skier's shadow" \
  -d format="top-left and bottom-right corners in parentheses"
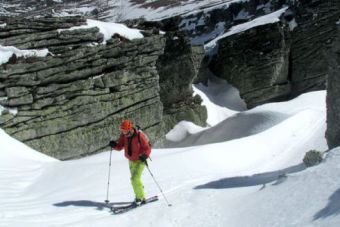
top-left (53, 200), bottom-right (131, 211)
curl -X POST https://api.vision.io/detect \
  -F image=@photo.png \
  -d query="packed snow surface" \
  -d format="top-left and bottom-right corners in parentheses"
top-left (1, 87), bottom-right (339, 226)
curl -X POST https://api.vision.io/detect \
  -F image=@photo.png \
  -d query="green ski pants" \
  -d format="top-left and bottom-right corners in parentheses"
top-left (129, 160), bottom-right (145, 200)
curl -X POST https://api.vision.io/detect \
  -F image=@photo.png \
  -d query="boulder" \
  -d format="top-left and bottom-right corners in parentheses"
top-left (303, 150), bottom-right (324, 167)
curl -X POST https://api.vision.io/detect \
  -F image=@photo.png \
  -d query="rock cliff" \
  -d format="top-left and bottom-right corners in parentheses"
top-left (290, 0), bottom-right (339, 96)
top-left (0, 16), bottom-right (206, 159)
top-left (1, 0), bottom-right (339, 156)
top-left (189, 0), bottom-right (338, 108)
top-left (209, 21), bottom-right (291, 108)
top-left (156, 31), bottom-right (207, 135)
top-left (326, 21), bottom-right (340, 149)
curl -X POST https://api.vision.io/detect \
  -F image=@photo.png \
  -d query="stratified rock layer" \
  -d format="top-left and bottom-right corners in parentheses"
top-left (210, 22), bottom-right (291, 108)
top-left (0, 17), bottom-right (206, 159)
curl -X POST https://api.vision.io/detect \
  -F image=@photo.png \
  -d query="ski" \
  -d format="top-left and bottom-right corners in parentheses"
top-left (104, 201), bottom-right (131, 209)
top-left (111, 196), bottom-right (158, 214)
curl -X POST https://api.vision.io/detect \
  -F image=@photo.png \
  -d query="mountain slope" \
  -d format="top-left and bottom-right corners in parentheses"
top-left (1, 90), bottom-right (336, 227)
top-left (0, 0), bottom-right (240, 21)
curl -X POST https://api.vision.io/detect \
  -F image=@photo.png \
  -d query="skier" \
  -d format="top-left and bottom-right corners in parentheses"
top-left (109, 119), bottom-right (151, 206)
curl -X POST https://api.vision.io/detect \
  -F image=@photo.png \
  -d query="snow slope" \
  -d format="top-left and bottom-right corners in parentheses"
top-left (166, 78), bottom-right (325, 150)
top-left (205, 7), bottom-right (288, 50)
top-left (1, 88), bottom-right (338, 227)
top-left (96, 0), bottom-right (244, 22)
top-left (0, 0), bottom-right (243, 21)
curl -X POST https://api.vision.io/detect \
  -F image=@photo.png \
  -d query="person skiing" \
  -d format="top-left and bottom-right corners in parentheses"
top-left (109, 119), bottom-right (151, 205)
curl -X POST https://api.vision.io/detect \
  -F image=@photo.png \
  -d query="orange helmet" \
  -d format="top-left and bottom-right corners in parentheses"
top-left (120, 120), bottom-right (133, 131)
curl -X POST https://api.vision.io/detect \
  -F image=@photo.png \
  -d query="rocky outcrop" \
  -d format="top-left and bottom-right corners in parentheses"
top-left (290, 0), bottom-right (339, 96)
top-left (156, 31), bottom-right (207, 135)
top-left (0, 17), bottom-right (102, 55)
top-left (326, 22), bottom-right (340, 149)
top-left (209, 22), bottom-right (291, 108)
top-left (0, 16), bottom-right (206, 159)
top-left (195, 0), bottom-right (339, 108)
top-left (177, 0), bottom-right (289, 45)
top-left (2, 1), bottom-right (338, 111)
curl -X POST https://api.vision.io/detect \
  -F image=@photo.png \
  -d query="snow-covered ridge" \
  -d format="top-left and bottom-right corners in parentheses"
top-left (122, 0), bottom-right (246, 21)
top-left (0, 0), bottom-right (243, 21)
top-left (0, 45), bottom-right (49, 65)
top-left (181, 0), bottom-right (249, 18)
top-left (58, 19), bottom-right (144, 44)
top-left (205, 7), bottom-right (288, 50)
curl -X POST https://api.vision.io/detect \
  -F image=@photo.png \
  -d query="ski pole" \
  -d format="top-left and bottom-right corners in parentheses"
top-left (105, 149), bottom-right (113, 204)
top-left (145, 162), bottom-right (172, 207)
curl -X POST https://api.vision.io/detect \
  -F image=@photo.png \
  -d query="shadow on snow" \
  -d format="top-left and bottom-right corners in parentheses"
top-left (194, 163), bottom-right (305, 190)
top-left (53, 200), bottom-right (131, 210)
top-left (314, 188), bottom-right (340, 220)
top-left (165, 111), bottom-right (289, 148)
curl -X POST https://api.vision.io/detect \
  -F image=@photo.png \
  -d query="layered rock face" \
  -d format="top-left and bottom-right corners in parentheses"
top-left (2, 1), bottom-right (338, 111)
top-left (326, 22), bottom-right (340, 149)
top-left (209, 22), bottom-right (291, 108)
top-left (157, 31), bottom-right (207, 135)
top-left (0, 17), bottom-right (206, 159)
top-left (290, 0), bottom-right (340, 96)
top-left (0, 17), bottom-right (102, 54)
top-left (201, 0), bottom-right (338, 108)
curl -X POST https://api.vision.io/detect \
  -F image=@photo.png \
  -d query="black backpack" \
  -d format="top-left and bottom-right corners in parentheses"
top-left (135, 125), bottom-right (151, 146)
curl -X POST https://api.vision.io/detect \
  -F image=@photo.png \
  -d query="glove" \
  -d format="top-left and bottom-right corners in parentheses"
top-left (139, 153), bottom-right (148, 162)
top-left (109, 140), bottom-right (117, 148)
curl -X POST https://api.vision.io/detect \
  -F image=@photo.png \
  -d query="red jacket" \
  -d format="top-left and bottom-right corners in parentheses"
top-left (113, 129), bottom-right (151, 161)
